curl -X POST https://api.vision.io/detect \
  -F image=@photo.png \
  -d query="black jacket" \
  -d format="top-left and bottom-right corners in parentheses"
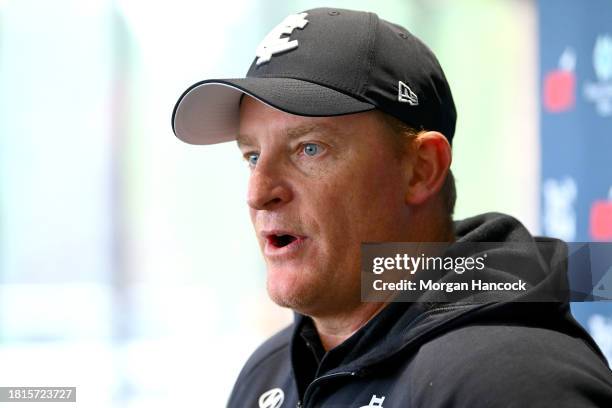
top-left (227, 213), bottom-right (612, 407)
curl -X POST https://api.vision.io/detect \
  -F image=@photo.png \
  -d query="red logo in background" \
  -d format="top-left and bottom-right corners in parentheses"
top-left (590, 189), bottom-right (612, 240)
top-left (544, 48), bottom-right (576, 113)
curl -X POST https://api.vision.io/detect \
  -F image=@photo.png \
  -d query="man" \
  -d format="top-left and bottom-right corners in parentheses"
top-left (172, 7), bottom-right (612, 407)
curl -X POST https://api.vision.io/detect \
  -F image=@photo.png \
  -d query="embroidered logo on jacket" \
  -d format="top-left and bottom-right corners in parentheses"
top-left (359, 394), bottom-right (385, 408)
top-left (258, 387), bottom-right (284, 408)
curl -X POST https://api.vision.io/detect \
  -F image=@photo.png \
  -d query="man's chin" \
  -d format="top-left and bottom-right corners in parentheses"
top-left (265, 273), bottom-right (323, 313)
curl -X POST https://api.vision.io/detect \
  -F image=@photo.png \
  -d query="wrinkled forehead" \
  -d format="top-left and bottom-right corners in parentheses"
top-left (236, 96), bottom-right (350, 145)
top-left (237, 95), bottom-right (385, 147)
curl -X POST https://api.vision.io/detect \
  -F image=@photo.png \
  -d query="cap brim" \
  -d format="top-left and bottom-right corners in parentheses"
top-left (172, 77), bottom-right (375, 145)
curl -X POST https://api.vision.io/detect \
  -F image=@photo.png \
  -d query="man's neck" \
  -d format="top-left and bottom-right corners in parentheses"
top-left (307, 211), bottom-right (455, 352)
top-left (310, 301), bottom-right (389, 351)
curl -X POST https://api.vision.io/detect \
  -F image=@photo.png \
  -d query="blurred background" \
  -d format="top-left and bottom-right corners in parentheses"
top-left (0, 0), bottom-right (610, 406)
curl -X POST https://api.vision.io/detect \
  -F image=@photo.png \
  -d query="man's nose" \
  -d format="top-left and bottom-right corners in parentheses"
top-left (247, 160), bottom-right (293, 210)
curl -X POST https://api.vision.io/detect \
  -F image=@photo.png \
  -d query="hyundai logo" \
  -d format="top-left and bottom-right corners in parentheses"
top-left (259, 388), bottom-right (284, 408)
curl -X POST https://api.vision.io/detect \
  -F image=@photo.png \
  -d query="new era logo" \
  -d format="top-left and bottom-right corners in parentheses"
top-left (398, 81), bottom-right (418, 105)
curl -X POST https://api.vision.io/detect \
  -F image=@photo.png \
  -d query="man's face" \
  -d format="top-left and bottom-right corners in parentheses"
top-left (238, 96), bottom-right (412, 316)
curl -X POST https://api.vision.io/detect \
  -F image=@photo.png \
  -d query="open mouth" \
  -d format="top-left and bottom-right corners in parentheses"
top-left (261, 230), bottom-right (307, 256)
top-left (269, 234), bottom-right (299, 248)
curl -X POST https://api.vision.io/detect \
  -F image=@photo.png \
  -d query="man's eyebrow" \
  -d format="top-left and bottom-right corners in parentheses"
top-left (236, 123), bottom-right (339, 148)
top-left (286, 124), bottom-right (322, 139)
top-left (236, 133), bottom-right (254, 148)
top-left (290, 122), bottom-right (344, 139)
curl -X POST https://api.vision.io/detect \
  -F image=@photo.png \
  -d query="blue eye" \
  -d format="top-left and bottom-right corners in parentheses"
top-left (303, 143), bottom-right (320, 156)
top-left (247, 153), bottom-right (259, 167)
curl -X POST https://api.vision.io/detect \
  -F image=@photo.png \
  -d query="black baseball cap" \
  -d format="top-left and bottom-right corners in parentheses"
top-left (172, 7), bottom-right (456, 145)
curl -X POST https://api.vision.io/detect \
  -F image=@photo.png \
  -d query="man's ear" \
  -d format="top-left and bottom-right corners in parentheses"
top-left (404, 131), bottom-right (452, 205)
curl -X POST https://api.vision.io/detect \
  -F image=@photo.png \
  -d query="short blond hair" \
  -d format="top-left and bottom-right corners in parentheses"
top-left (377, 111), bottom-right (456, 225)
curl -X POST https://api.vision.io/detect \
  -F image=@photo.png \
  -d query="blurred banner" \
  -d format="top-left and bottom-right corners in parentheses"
top-left (538, 0), bottom-right (612, 341)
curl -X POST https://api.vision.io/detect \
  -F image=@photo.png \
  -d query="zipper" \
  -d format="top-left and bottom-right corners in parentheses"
top-left (399, 303), bottom-right (480, 333)
top-left (301, 370), bottom-right (358, 407)
top-left (297, 303), bottom-right (483, 407)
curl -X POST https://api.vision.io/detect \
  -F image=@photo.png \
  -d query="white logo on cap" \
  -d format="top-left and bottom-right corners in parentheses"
top-left (255, 13), bottom-right (309, 66)
top-left (398, 81), bottom-right (418, 105)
